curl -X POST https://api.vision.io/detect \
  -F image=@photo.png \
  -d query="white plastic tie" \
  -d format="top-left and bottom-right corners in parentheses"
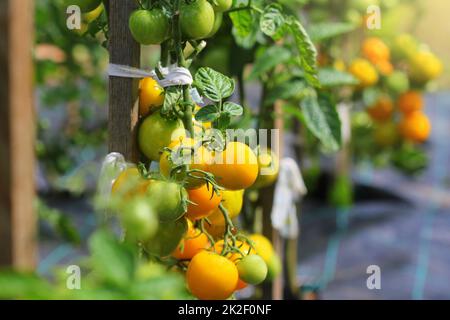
top-left (271, 157), bottom-right (307, 239)
top-left (108, 63), bottom-right (193, 87)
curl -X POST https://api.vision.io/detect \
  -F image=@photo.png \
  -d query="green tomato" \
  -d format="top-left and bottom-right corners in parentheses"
top-left (180, 0), bottom-right (215, 40)
top-left (144, 218), bottom-right (188, 257)
top-left (265, 254), bottom-right (282, 281)
top-left (68, 0), bottom-right (102, 13)
top-left (207, 12), bottom-right (223, 38)
top-left (386, 71), bottom-right (409, 95)
top-left (129, 9), bottom-right (169, 45)
top-left (122, 198), bottom-right (158, 242)
top-left (374, 122), bottom-right (399, 147)
top-left (146, 180), bottom-right (187, 222)
top-left (237, 255), bottom-right (268, 285)
top-left (138, 112), bottom-right (185, 161)
top-left (136, 261), bottom-right (166, 280)
top-left (211, 0), bottom-right (232, 12)
top-left (391, 34), bottom-right (418, 60)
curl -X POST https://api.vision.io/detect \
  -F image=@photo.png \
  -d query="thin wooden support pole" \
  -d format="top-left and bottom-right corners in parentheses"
top-left (108, 0), bottom-right (141, 162)
top-left (0, 0), bottom-right (36, 270)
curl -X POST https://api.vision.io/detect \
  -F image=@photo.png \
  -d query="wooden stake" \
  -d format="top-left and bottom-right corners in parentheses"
top-left (108, 0), bottom-right (141, 162)
top-left (0, 0), bottom-right (36, 269)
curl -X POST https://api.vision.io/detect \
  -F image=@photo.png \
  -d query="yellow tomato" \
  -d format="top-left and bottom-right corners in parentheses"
top-left (252, 148), bottom-right (279, 189)
top-left (111, 167), bottom-right (151, 197)
top-left (409, 50), bottom-right (443, 83)
top-left (366, 96), bottom-right (394, 122)
top-left (398, 111), bottom-right (431, 143)
top-left (159, 137), bottom-right (211, 189)
top-left (139, 77), bottom-right (165, 117)
top-left (209, 142), bottom-right (259, 190)
top-left (248, 234), bottom-right (274, 264)
top-left (398, 91), bottom-right (423, 115)
top-left (172, 221), bottom-right (209, 260)
top-left (362, 37), bottom-right (390, 65)
top-left (186, 251), bottom-right (238, 300)
top-left (349, 58), bottom-right (379, 87)
top-left (207, 190), bottom-right (244, 226)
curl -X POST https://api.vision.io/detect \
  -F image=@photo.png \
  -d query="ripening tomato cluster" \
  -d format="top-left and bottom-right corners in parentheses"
top-left (341, 37), bottom-right (439, 147)
top-left (109, 72), bottom-right (281, 299)
top-left (128, 0), bottom-right (231, 46)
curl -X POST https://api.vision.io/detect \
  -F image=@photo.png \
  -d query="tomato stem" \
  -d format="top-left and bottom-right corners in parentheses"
top-left (173, 0), bottom-right (195, 138)
top-left (199, 219), bottom-right (216, 247)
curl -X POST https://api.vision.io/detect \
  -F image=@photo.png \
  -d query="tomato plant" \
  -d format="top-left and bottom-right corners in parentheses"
top-left (28, 0), bottom-right (332, 301)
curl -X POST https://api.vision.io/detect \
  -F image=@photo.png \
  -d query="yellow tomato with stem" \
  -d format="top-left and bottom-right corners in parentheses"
top-left (213, 239), bottom-right (254, 263)
top-left (172, 220), bottom-right (209, 260)
top-left (206, 190), bottom-right (244, 226)
top-left (159, 137), bottom-right (212, 189)
top-left (186, 182), bottom-right (222, 220)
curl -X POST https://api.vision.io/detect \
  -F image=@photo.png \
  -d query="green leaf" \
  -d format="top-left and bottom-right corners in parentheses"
top-left (282, 103), bottom-right (304, 120)
top-left (194, 68), bottom-right (235, 102)
top-left (288, 19), bottom-right (320, 88)
top-left (301, 91), bottom-right (341, 152)
top-left (88, 229), bottom-right (137, 288)
top-left (248, 46), bottom-right (291, 80)
top-left (260, 4), bottom-right (285, 37)
top-left (308, 22), bottom-right (356, 41)
top-left (265, 80), bottom-right (307, 105)
top-left (0, 271), bottom-right (54, 299)
top-left (37, 198), bottom-right (80, 244)
top-left (223, 102), bottom-right (244, 116)
top-left (131, 274), bottom-right (191, 299)
top-left (217, 113), bottom-right (231, 129)
top-left (392, 144), bottom-right (428, 175)
top-left (229, 7), bottom-right (254, 39)
top-left (230, 2), bottom-right (260, 48)
top-left (195, 105), bottom-right (220, 122)
top-left (162, 86), bottom-right (183, 115)
top-left (318, 68), bottom-right (359, 87)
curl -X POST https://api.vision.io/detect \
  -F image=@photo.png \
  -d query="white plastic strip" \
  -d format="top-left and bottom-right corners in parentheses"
top-left (108, 63), bottom-right (193, 87)
top-left (271, 157), bottom-right (307, 239)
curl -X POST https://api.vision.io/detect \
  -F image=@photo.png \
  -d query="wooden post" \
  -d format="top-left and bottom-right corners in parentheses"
top-left (0, 0), bottom-right (36, 269)
top-left (108, 0), bottom-right (140, 161)
top-left (260, 100), bottom-right (285, 300)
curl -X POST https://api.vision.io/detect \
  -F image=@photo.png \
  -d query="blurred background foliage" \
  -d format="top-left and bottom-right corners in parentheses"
top-left (35, 0), bottom-right (108, 194)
